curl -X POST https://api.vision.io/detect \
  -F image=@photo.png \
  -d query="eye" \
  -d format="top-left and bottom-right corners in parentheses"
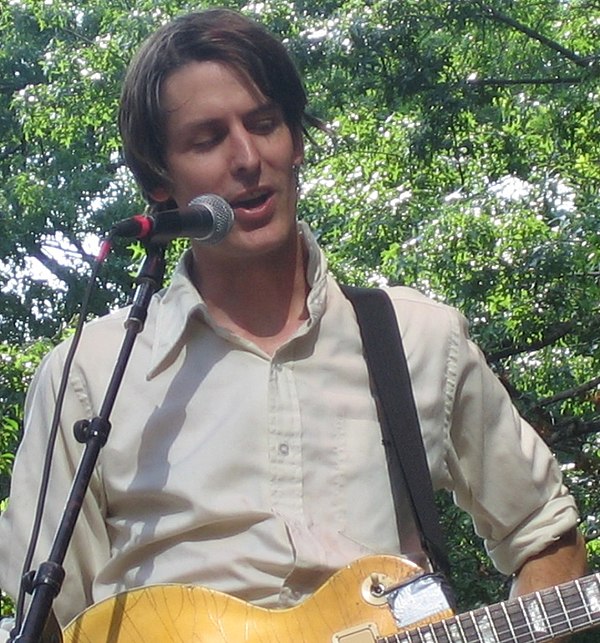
top-left (248, 108), bottom-right (284, 135)
top-left (191, 130), bottom-right (225, 151)
top-left (252, 117), bottom-right (277, 134)
top-left (192, 137), bottom-right (216, 150)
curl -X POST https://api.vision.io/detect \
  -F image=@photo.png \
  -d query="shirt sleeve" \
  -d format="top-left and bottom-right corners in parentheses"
top-left (388, 287), bottom-right (579, 576)
top-left (0, 342), bottom-right (111, 628)
top-left (0, 618), bottom-right (14, 642)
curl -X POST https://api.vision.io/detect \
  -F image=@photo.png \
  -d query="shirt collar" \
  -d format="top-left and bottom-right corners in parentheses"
top-left (147, 221), bottom-right (329, 379)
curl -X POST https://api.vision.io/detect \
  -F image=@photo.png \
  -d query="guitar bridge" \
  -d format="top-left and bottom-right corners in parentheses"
top-left (332, 623), bottom-right (379, 642)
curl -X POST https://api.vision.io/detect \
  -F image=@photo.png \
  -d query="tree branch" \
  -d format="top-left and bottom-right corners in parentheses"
top-left (538, 376), bottom-right (600, 408)
top-left (478, 3), bottom-right (592, 69)
top-left (488, 310), bottom-right (600, 363)
top-left (29, 246), bottom-right (78, 289)
top-left (495, 369), bottom-right (600, 445)
top-left (548, 417), bottom-right (600, 444)
top-left (487, 319), bottom-right (575, 362)
top-left (466, 76), bottom-right (585, 87)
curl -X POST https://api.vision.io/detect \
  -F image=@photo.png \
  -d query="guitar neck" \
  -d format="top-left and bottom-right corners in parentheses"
top-left (383, 572), bottom-right (600, 643)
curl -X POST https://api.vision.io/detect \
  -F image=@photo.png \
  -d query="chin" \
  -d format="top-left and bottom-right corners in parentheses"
top-left (228, 221), bottom-right (299, 259)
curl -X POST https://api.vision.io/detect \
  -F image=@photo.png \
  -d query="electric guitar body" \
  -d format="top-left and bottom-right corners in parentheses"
top-left (62, 554), bottom-right (600, 643)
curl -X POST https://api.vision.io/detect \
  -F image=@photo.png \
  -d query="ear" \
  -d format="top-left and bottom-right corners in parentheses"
top-left (149, 186), bottom-right (171, 203)
top-left (291, 129), bottom-right (305, 167)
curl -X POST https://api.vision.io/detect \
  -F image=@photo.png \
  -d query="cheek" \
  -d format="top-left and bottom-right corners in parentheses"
top-left (168, 155), bottom-right (224, 200)
top-left (265, 149), bottom-right (297, 178)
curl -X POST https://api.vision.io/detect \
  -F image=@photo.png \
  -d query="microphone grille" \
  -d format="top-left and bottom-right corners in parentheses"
top-left (188, 194), bottom-right (234, 245)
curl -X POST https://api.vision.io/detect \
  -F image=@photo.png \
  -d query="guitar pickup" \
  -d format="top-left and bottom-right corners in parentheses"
top-left (332, 622), bottom-right (379, 642)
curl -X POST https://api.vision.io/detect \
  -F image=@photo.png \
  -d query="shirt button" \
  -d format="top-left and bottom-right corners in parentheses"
top-left (278, 443), bottom-right (290, 456)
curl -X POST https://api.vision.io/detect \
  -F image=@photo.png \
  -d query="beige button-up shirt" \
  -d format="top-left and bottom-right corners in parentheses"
top-left (0, 223), bottom-right (578, 628)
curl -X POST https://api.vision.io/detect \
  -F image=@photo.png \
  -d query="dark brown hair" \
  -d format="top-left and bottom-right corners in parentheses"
top-left (119, 8), bottom-right (321, 205)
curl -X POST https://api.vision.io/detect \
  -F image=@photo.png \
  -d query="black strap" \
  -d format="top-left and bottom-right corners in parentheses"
top-left (341, 285), bottom-right (450, 576)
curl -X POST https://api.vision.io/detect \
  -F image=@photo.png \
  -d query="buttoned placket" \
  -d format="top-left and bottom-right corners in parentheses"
top-left (268, 357), bottom-right (303, 518)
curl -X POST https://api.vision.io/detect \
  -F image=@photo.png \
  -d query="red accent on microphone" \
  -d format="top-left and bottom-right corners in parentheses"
top-left (132, 215), bottom-right (154, 239)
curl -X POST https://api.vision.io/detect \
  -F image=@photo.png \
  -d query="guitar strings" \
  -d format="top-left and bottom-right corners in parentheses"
top-left (376, 583), bottom-right (600, 642)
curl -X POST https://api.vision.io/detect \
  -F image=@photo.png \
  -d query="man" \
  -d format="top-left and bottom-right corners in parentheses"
top-left (0, 8), bottom-right (587, 640)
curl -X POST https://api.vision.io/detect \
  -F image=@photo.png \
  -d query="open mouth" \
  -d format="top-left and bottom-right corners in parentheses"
top-left (232, 192), bottom-right (271, 210)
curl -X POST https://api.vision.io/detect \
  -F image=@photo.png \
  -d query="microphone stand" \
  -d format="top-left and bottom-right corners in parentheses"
top-left (11, 243), bottom-right (167, 643)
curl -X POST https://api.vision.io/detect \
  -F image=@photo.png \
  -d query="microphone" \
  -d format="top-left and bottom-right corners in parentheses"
top-left (110, 194), bottom-right (234, 245)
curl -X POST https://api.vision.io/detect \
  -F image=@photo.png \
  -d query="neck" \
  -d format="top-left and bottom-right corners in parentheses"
top-left (190, 230), bottom-right (310, 355)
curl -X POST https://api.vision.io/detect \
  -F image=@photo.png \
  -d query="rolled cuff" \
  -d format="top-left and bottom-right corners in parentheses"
top-left (486, 493), bottom-right (579, 575)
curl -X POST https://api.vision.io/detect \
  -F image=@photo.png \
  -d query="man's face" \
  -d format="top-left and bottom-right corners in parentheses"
top-left (159, 60), bottom-right (304, 261)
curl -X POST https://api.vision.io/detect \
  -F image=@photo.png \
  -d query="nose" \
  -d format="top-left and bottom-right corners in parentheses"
top-left (229, 125), bottom-right (260, 178)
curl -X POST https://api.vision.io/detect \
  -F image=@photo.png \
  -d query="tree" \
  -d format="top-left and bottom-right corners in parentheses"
top-left (290, 1), bottom-right (600, 617)
top-left (1, 0), bottom-right (599, 633)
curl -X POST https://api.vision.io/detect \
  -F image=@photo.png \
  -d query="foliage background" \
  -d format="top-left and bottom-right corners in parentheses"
top-left (1, 0), bottom-right (599, 637)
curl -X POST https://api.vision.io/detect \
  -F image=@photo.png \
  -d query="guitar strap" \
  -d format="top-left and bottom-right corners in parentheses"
top-left (341, 285), bottom-right (450, 577)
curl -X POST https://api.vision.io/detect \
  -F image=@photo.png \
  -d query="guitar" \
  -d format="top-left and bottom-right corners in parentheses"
top-left (62, 555), bottom-right (600, 642)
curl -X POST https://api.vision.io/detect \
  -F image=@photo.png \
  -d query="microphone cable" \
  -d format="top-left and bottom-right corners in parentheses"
top-left (12, 194), bottom-right (234, 633)
top-left (13, 236), bottom-right (113, 633)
